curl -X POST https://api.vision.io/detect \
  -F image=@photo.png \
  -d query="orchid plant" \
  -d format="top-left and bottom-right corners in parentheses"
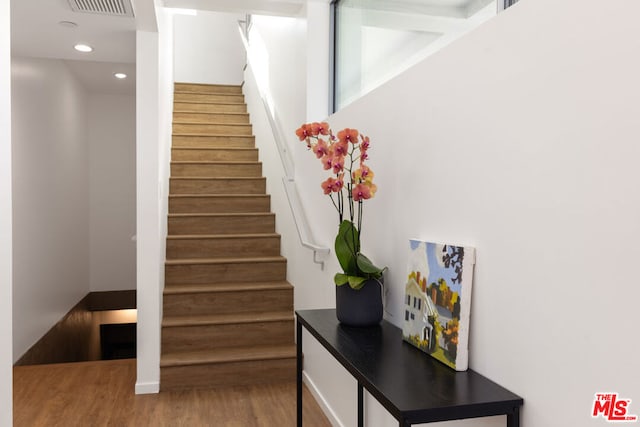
top-left (296, 122), bottom-right (385, 290)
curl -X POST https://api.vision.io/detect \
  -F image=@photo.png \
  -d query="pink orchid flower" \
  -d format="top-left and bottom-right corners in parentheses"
top-left (352, 183), bottom-right (372, 201)
top-left (310, 121), bottom-right (330, 136)
top-left (333, 140), bottom-right (349, 157)
top-left (337, 128), bottom-right (359, 145)
top-left (321, 174), bottom-right (345, 194)
top-left (312, 139), bottom-right (329, 159)
top-left (332, 156), bottom-right (345, 174)
top-left (353, 165), bottom-right (374, 183)
top-left (321, 155), bottom-right (333, 171)
top-left (295, 124), bottom-right (311, 141)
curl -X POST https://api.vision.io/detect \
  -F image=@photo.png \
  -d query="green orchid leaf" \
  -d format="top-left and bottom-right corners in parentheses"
top-left (335, 220), bottom-right (359, 275)
top-left (347, 275), bottom-right (367, 290)
top-left (336, 273), bottom-right (366, 289)
top-left (334, 273), bottom-right (349, 286)
top-left (356, 253), bottom-right (384, 276)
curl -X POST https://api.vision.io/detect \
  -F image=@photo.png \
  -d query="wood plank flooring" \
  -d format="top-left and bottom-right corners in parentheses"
top-left (14, 359), bottom-right (331, 427)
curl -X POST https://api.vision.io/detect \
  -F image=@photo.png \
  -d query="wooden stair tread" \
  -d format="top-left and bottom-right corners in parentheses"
top-left (172, 135), bottom-right (253, 139)
top-left (165, 256), bottom-right (286, 265)
top-left (164, 281), bottom-right (292, 294)
top-left (172, 147), bottom-right (257, 151)
top-left (162, 310), bottom-right (293, 327)
top-left (173, 91), bottom-right (242, 96)
top-left (161, 344), bottom-right (296, 367)
top-left (174, 121), bottom-right (250, 125)
top-left (167, 233), bottom-right (279, 240)
top-left (170, 177), bottom-right (264, 180)
top-left (168, 212), bottom-right (273, 218)
top-left (173, 121), bottom-right (251, 125)
top-left (175, 82), bottom-right (241, 88)
top-left (173, 112), bottom-right (249, 116)
top-left (173, 101), bottom-right (246, 107)
top-left (174, 89), bottom-right (241, 94)
top-left (172, 133), bottom-right (254, 137)
top-left (173, 101), bottom-right (245, 105)
top-left (171, 161), bottom-right (260, 165)
top-left (169, 194), bottom-right (269, 198)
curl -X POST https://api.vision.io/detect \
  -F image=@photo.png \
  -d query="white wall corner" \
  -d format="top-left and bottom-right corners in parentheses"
top-left (135, 29), bottom-right (162, 395)
top-left (303, 371), bottom-right (344, 427)
top-left (135, 0), bottom-right (159, 32)
top-left (0, 0), bottom-right (13, 423)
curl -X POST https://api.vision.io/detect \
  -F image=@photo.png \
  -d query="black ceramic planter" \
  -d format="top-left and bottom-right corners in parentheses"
top-left (335, 279), bottom-right (383, 327)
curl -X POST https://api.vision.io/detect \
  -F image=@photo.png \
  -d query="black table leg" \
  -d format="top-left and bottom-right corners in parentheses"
top-left (297, 319), bottom-right (303, 427)
top-left (507, 406), bottom-right (520, 427)
top-left (358, 382), bottom-right (364, 427)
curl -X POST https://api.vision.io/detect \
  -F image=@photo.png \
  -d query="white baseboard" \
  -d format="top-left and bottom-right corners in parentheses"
top-left (303, 371), bottom-right (344, 427)
top-left (135, 381), bottom-right (159, 394)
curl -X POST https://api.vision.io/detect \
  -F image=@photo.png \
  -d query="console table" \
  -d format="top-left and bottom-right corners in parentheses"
top-left (296, 309), bottom-right (523, 427)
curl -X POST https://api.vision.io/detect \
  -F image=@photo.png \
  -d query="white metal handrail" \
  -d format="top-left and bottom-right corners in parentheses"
top-left (238, 20), bottom-right (330, 268)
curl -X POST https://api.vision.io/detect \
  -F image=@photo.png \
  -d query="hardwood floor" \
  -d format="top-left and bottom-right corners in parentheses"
top-left (14, 359), bottom-right (331, 427)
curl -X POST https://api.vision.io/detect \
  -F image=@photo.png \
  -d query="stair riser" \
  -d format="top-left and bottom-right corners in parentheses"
top-left (165, 260), bottom-right (286, 284)
top-left (166, 236), bottom-right (280, 259)
top-left (168, 215), bottom-right (276, 235)
top-left (160, 358), bottom-right (295, 390)
top-left (170, 178), bottom-right (266, 195)
top-left (171, 163), bottom-right (262, 178)
top-left (172, 135), bottom-right (255, 148)
top-left (174, 102), bottom-right (247, 113)
top-left (173, 112), bottom-right (250, 124)
top-left (169, 196), bottom-right (270, 214)
top-left (161, 320), bottom-right (294, 353)
top-left (163, 288), bottom-right (293, 316)
top-left (174, 93), bottom-right (244, 103)
top-left (173, 123), bottom-right (252, 136)
top-left (174, 83), bottom-right (243, 94)
top-left (171, 149), bottom-right (258, 162)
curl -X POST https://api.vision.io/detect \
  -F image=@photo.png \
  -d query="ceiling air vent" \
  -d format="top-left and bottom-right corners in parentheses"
top-left (67, 0), bottom-right (135, 17)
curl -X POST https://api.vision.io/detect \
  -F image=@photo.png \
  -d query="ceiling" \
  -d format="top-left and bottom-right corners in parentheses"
top-left (10, 0), bottom-right (493, 96)
top-left (9, 0), bottom-right (304, 95)
top-left (11, 0), bottom-right (137, 95)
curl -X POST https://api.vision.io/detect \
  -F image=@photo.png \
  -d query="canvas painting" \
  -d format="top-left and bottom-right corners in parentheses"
top-left (402, 240), bottom-right (476, 371)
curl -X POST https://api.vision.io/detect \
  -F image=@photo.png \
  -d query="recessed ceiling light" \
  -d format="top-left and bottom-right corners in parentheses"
top-left (59, 21), bottom-right (78, 28)
top-left (114, 73), bottom-right (127, 79)
top-left (74, 44), bottom-right (93, 53)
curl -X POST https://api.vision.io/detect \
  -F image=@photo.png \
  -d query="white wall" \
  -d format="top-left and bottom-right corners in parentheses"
top-left (134, 3), bottom-right (174, 395)
top-left (173, 10), bottom-right (245, 85)
top-left (305, 1), bottom-right (330, 121)
top-left (245, 13), bottom-right (334, 309)
top-left (253, 0), bottom-right (640, 426)
top-left (135, 29), bottom-right (162, 394)
top-left (0, 0), bottom-right (13, 423)
top-left (11, 57), bottom-right (90, 363)
top-left (250, 15), bottom-right (307, 141)
top-left (88, 93), bottom-right (136, 292)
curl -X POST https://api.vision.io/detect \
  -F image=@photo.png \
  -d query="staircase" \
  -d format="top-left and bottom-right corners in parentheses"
top-left (161, 82), bottom-right (296, 390)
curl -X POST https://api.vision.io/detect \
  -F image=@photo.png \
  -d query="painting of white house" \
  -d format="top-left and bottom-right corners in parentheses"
top-left (402, 240), bottom-right (476, 371)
